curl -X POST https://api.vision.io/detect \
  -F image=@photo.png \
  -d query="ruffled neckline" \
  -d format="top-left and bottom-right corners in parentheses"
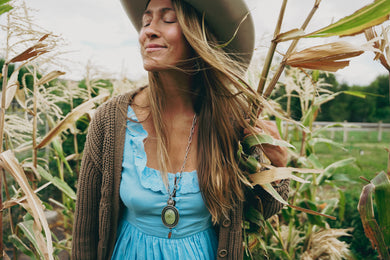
top-left (124, 106), bottom-right (200, 195)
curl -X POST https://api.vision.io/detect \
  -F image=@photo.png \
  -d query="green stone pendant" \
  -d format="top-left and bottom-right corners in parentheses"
top-left (161, 199), bottom-right (179, 228)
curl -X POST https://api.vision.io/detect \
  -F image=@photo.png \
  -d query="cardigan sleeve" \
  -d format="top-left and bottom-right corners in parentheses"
top-left (246, 145), bottom-right (290, 220)
top-left (251, 180), bottom-right (290, 219)
top-left (72, 105), bottom-right (106, 260)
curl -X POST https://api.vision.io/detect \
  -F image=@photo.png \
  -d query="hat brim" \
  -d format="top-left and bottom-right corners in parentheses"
top-left (120, 0), bottom-right (255, 66)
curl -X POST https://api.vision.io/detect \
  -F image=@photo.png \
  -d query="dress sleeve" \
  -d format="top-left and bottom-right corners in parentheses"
top-left (72, 106), bottom-right (105, 260)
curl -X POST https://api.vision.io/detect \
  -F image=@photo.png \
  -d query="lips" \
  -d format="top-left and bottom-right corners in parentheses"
top-left (145, 43), bottom-right (166, 53)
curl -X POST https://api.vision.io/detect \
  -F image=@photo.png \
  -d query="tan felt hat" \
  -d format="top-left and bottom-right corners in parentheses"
top-left (120, 0), bottom-right (255, 66)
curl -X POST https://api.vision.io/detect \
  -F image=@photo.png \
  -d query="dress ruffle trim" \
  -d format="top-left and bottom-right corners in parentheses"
top-left (125, 106), bottom-right (200, 195)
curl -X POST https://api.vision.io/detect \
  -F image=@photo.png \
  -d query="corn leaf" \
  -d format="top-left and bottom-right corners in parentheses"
top-left (0, 151), bottom-right (54, 259)
top-left (17, 220), bottom-right (44, 259)
top-left (371, 172), bottom-right (390, 246)
top-left (260, 183), bottom-right (289, 205)
top-left (358, 172), bottom-right (390, 259)
top-left (308, 0), bottom-right (390, 37)
top-left (0, 0), bottom-right (12, 5)
top-left (324, 158), bottom-right (356, 174)
top-left (245, 205), bottom-right (265, 228)
top-left (239, 154), bottom-right (262, 174)
top-left (316, 158), bottom-right (356, 185)
top-left (343, 90), bottom-right (383, 98)
top-left (36, 93), bottom-right (109, 149)
top-left (0, 4), bottom-right (12, 16)
top-left (52, 137), bottom-right (74, 176)
top-left (242, 133), bottom-right (295, 150)
top-left (8, 234), bottom-right (36, 259)
top-left (26, 164), bottom-right (76, 200)
top-left (308, 137), bottom-right (347, 152)
top-left (286, 42), bottom-right (365, 72)
top-left (338, 189), bottom-right (346, 222)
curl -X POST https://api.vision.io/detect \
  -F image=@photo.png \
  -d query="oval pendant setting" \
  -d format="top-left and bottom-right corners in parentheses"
top-left (162, 200), bottom-right (179, 228)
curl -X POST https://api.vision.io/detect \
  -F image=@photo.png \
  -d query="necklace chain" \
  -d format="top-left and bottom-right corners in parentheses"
top-left (166, 114), bottom-right (197, 199)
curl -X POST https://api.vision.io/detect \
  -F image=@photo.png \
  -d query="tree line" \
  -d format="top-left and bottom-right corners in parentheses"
top-left (275, 73), bottom-right (390, 123)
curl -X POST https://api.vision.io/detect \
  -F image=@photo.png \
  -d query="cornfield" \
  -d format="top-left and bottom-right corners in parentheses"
top-left (0, 0), bottom-right (389, 259)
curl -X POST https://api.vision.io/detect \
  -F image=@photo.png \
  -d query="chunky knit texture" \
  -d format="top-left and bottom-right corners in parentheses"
top-left (72, 88), bottom-right (290, 260)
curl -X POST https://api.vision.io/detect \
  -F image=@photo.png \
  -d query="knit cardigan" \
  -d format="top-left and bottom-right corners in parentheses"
top-left (72, 89), bottom-right (290, 260)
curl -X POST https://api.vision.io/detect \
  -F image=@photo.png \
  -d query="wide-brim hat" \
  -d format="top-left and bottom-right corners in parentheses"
top-left (120, 0), bottom-right (255, 66)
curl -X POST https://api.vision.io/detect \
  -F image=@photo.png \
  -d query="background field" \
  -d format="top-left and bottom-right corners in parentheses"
top-left (293, 130), bottom-right (390, 259)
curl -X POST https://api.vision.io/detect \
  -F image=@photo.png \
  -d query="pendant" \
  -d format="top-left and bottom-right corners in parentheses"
top-left (161, 199), bottom-right (179, 228)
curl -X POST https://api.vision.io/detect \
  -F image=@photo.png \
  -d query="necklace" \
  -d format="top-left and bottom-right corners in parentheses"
top-left (161, 114), bottom-right (197, 238)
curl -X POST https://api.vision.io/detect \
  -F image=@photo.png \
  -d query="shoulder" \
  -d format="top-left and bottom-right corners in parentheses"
top-left (93, 86), bottom-right (147, 122)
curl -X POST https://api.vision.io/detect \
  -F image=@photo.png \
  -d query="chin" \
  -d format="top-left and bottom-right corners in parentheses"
top-left (143, 62), bottom-right (174, 72)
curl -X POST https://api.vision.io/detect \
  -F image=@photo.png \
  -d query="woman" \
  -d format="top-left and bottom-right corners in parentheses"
top-left (72, 0), bottom-right (289, 259)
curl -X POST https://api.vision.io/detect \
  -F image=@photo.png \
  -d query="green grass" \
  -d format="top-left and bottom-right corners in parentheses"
top-left (291, 130), bottom-right (389, 185)
top-left (314, 131), bottom-right (389, 193)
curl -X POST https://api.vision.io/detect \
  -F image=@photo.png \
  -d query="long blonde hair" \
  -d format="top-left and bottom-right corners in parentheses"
top-left (147, 0), bottom-right (260, 223)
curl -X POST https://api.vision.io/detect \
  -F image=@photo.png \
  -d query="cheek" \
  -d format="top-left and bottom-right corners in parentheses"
top-left (138, 31), bottom-right (146, 45)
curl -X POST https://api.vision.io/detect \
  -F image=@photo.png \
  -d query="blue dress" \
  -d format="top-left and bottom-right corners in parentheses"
top-left (111, 106), bottom-right (218, 259)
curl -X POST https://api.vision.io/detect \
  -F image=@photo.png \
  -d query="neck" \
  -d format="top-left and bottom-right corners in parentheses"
top-left (154, 69), bottom-right (194, 115)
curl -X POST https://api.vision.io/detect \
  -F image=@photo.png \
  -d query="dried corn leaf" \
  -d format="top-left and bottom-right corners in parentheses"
top-left (9, 42), bottom-right (50, 63)
top-left (249, 164), bottom-right (321, 185)
top-left (365, 27), bottom-right (390, 71)
top-left (260, 183), bottom-right (336, 219)
top-left (0, 69), bottom-right (19, 109)
top-left (38, 34), bottom-right (50, 42)
top-left (255, 167), bottom-right (336, 220)
top-left (36, 70), bottom-right (66, 86)
top-left (2, 250), bottom-right (11, 260)
top-left (289, 204), bottom-right (337, 220)
top-left (0, 150), bottom-right (54, 259)
top-left (275, 28), bottom-right (305, 42)
top-left (2, 182), bottom-right (51, 209)
top-left (36, 93), bottom-right (109, 149)
top-left (286, 42), bottom-right (365, 72)
top-left (308, 0), bottom-right (390, 37)
top-left (15, 84), bottom-right (27, 110)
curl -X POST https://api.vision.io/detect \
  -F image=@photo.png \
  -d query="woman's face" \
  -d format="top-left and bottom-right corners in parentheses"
top-left (139, 0), bottom-right (192, 71)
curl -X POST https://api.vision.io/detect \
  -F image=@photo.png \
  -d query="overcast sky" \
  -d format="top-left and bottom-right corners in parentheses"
top-left (5, 0), bottom-right (389, 86)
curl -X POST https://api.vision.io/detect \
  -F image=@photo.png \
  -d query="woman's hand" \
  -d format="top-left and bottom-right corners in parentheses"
top-left (244, 120), bottom-right (288, 167)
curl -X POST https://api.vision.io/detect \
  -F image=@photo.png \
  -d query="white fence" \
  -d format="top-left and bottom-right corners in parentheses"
top-left (286, 121), bottom-right (390, 142)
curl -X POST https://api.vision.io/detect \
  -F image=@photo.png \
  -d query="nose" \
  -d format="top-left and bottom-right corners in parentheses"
top-left (144, 20), bottom-right (160, 39)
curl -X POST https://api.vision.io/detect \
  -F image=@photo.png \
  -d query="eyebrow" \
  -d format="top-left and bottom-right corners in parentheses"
top-left (143, 7), bottom-right (175, 16)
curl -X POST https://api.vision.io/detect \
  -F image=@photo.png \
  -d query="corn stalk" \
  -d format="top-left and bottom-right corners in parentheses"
top-left (242, 1), bottom-right (390, 258)
top-left (246, 0), bottom-right (390, 200)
